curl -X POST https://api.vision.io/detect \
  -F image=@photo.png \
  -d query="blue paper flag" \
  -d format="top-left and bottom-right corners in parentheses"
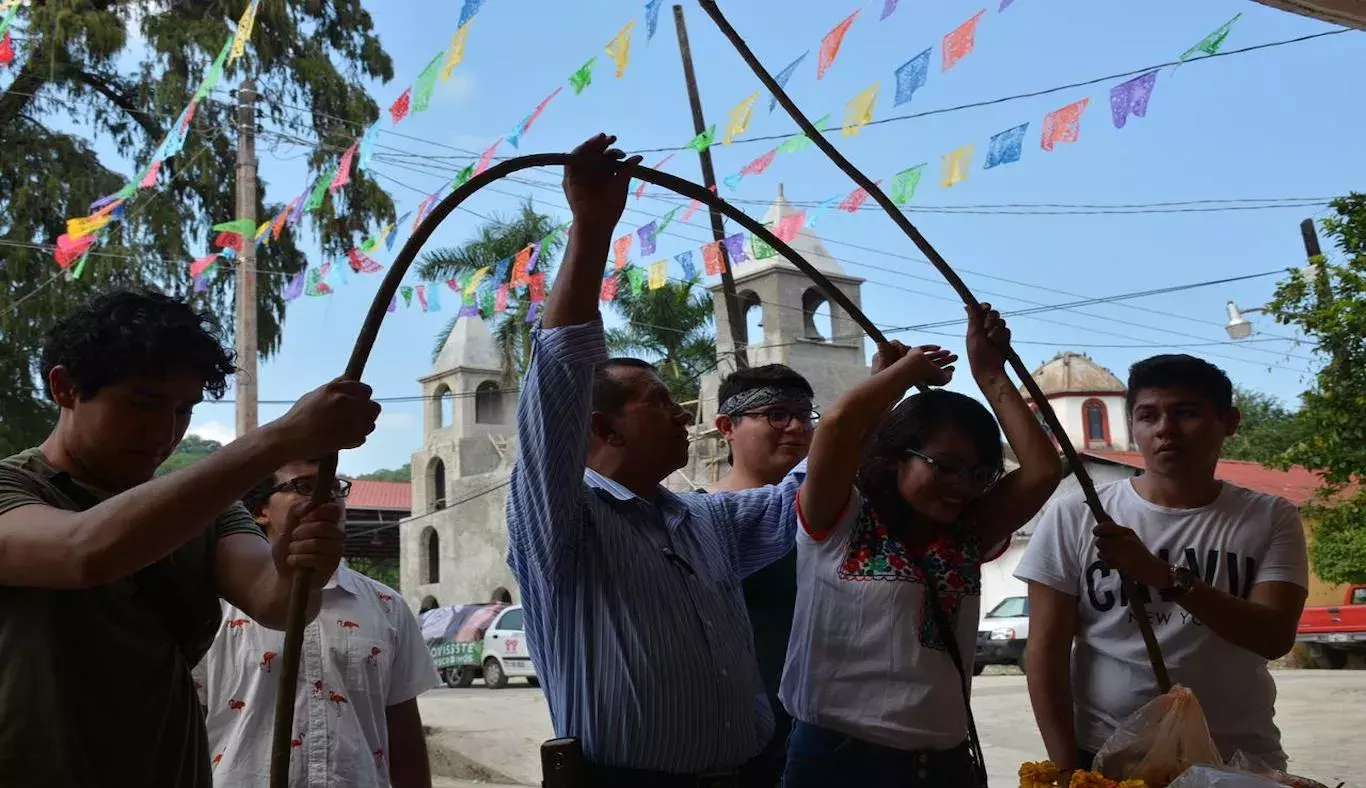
top-left (645, 0), bottom-right (664, 41)
top-left (358, 124), bottom-right (380, 172)
top-left (458, 0), bottom-right (484, 28)
top-left (985, 122), bottom-right (1029, 169)
top-left (807, 195), bottom-right (843, 227)
top-left (881, 0), bottom-right (900, 20)
top-left (769, 52), bottom-right (809, 113)
top-left (723, 173), bottom-right (745, 191)
top-left (390, 212), bottom-right (412, 251)
top-left (428, 283), bottom-right (443, 312)
top-left (494, 256), bottom-right (512, 283)
top-left (676, 250), bottom-right (697, 280)
top-left (637, 221), bottom-right (658, 256)
top-left (894, 48), bottom-right (932, 107)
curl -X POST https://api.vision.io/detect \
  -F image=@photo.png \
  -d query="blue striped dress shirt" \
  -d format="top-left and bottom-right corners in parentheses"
top-left (506, 320), bottom-right (802, 774)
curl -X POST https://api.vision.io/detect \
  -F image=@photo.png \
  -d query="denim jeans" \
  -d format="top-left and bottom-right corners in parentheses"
top-left (782, 721), bottom-right (977, 788)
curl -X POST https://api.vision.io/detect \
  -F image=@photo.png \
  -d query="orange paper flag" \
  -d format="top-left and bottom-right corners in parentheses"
top-left (818, 11), bottom-right (860, 79)
top-left (1041, 98), bottom-right (1090, 151)
top-left (942, 10), bottom-right (985, 72)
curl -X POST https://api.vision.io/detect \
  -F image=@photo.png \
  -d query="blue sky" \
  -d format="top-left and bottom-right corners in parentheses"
top-left (174, 0), bottom-right (1363, 475)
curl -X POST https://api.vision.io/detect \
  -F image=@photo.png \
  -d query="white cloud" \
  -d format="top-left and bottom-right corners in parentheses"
top-left (188, 419), bottom-right (236, 445)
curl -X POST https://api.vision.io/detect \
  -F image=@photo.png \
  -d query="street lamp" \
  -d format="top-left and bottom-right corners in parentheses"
top-left (1224, 301), bottom-right (1265, 340)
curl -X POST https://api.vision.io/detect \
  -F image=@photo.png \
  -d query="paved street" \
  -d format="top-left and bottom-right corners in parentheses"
top-left (420, 670), bottom-right (1365, 787)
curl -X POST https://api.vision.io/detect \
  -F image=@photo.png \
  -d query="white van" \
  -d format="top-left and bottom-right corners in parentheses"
top-left (480, 604), bottom-right (538, 689)
top-left (975, 595), bottom-right (1030, 675)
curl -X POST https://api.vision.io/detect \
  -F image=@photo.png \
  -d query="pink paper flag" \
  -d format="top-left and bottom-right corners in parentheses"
top-left (1041, 97), bottom-right (1089, 151)
top-left (189, 253), bottom-right (218, 278)
top-left (520, 87), bottom-right (561, 139)
top-left (634, 154), bottom-right (674, 200)
top-left (390, 89), bottom-right (412, 123)
top-left (330, 140), bottom-right (358, 191)
top-left (942, 10), bottom-right (985, 72)
top-left (818, 11), bottom-right (860, 79)
top-left (599, 276), bottom-right (618, 302)
top-left (0, 31), bottom-right (14, 67)
top-left (495, 283), bottom-right (509, 312)
top-left (839, 182), bottom-right (878, 212)
top-left (54, 234), bottom-right (96, 269)
top-left (474, 138), bottom-right (502, 175)
top-left (139, 159), bottom-right (163, 188)
top-left (741, 148), bottom-right (778, 176)
top-left (702, 241), bottom-right (724, 275)
top-left (612, 234), bottom-right (633, 272)
top-left (683, 198), bottom-right (702, 223)
top-left (774, 211), bottom-right (806, 243)
top-left (417, 284), bottom-right (429, 311)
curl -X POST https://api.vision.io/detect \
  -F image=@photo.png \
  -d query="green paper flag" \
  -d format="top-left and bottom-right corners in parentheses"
top-left (196, 40), bottom-right (233, 101)
top-left (889, 163), bottom-right (926, 205)
top-left (1180, 13), bottom-right (1240, 62)
top-left (685, 125), bottom-right (716, 153)
top-left (212, 218), bottom-right (256, 237)
top-left (750, 227), bottom-right (778, 260)
top-left (656, 207), bottom-right (680, 235)
top-left (115, 179), bottom-right (139, 200)
top-left (570, 57), bottom-right (596, 95)
top-left (305, 168), bottom-right (336, 212)
top-left (778, 114), bottom-right (831, 154)
top-left (412, 53), bottom-right (444, 113)
top-left (70, 253), bottom-right (90, 280)
top-left (400, 285), bottom-right (414, 307)
top-left (626, 266), bottom-right (645, 296)
top-left (452, 164), bottom-right (475, 188)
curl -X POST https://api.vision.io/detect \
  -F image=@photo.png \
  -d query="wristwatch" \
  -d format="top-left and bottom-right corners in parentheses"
top-left (1159, 564), bottom-right (1197, 602)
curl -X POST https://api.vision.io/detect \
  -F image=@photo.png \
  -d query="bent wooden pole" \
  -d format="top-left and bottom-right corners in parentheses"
top-left (268, 152), bottom-right (891, 786)
top-left (694, 0), bottom-right (1170, 692)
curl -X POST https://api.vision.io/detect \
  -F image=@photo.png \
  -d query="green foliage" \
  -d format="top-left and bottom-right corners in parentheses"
top-left (417, 201), bottom-right (564, 382)
top-left (604, 271), bottom-right (716, 415)
top-left (347, 558), bottom-right (400, 590)
top-left (1266, 193), bottom-right (1366, 584)
top-left (155, 433), bottom-right (223, 476)
top-left (0, 1), bottom-right (396, 457)
top-left (355, 463), bottom-right (411, 482)
top-left (1222, 385), bottom-right (1309, 464)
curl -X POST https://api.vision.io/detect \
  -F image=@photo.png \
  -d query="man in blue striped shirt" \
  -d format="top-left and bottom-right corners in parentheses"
top-left (506, 134), bottom-right (801, 787)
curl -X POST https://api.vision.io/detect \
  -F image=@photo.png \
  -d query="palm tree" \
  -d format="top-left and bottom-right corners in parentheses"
top-left (417, 200), bottom-right (565, 381)
top-left (604, 270), bottom-right (717, 414)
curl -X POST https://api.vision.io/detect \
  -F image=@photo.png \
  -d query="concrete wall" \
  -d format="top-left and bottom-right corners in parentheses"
top-left (1044, 393), bottom-right (1131, 452)
top-left (400, 470), bottom-right (519, 613)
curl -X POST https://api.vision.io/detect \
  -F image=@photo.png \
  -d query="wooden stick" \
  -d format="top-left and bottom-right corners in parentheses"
top-left (268, 152), bottom-right (895, 785)
top-left (695, 0), bottom-right (1170, 694)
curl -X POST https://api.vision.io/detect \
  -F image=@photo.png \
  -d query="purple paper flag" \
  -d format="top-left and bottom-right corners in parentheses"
top-left (526, 301), bottom-right (543, 324)
top-left (387, 295), bottom-right (397, 313)
top-left (458, 302), bottom-right (481, 318)
top-left (769, 52), bottom-right (808, 113)
top-left (985, 122), bottom-right (1029, 169)
top-left (526, 242), bottom-right (542, 273)
top-left (722, 232), bottom-right (750, 266)
top-left (894, 48), bottom-right (931, 107)
top-left (676, 250), bottom-right (697, 280)
top-left (881, 0), bottom-right (899, 20)
top-left (1109, 70), bottom-right (1158, 129)
top-left (637, 221), bottom-right (658, 256)
top-left (999, 0), bottom-right (1016, 9)
top-left (193, 275), bottom-right (208, 293)
top-left (282, 271), bottom-right (306, 301)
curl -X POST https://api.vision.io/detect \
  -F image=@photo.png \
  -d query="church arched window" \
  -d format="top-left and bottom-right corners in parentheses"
top-left (739, 290), bottom-right (762, 346)
top-left (420, 527), bottom-right (440, 584)
top-left (475, 380), bottom-right (504, 424)
top-left (433, 384), bottom-right (453, 430)
top-left (1082, 399), bottom-right (1109, 447)
top-left (801, 288), bottom-right (832, 342)
top-left (429, 457), bottom-right (446, 511)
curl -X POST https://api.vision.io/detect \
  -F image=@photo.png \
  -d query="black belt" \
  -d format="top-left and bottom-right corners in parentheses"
top-left (584, 762), bottom-right (748, 788)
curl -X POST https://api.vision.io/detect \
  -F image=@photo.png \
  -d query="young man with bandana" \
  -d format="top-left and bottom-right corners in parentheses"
top-left (709, 365), bottom-right (818, 785)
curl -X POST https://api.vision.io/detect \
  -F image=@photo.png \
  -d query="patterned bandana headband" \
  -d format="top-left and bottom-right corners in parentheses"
top-left (718, 385), bottom-right (813, 416)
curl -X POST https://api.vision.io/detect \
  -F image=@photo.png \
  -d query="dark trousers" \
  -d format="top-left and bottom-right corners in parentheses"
top-left (585, 755), bottom-right (774, 788)
top-left (782, 721), bottom-right (976, 788)
top-left (1078, 749), bottom-right (1097, 771)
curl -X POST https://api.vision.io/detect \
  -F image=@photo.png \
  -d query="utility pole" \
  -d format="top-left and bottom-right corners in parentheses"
top-left (673, 4), bottom-right (748, 370)
top-left (234, 79), bottom-right (259, 436)
top-left (1300, 217), bottom-right (1322, 259)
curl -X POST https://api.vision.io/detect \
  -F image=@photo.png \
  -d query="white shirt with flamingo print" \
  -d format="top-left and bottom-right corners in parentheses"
top-left (195, 566), bottom-right (440, 787)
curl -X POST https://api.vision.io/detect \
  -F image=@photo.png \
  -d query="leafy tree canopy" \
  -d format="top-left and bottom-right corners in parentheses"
top-left (155, 433), bottom-right (223, 476)
top-left (604, 270), bottom-right (716, 415)
top-left (355, 462), bottom-right (411, 483)
top-left (0, 0), bottom-right (397, 457)
top-left (1222, 385), bottom-right (1309, 464)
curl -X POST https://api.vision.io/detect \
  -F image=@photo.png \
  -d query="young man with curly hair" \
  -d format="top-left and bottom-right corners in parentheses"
top-left (0, 289), bottom-right (381, 787)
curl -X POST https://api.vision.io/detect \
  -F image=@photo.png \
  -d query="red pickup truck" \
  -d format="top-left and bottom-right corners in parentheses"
top-left (1297, 584), bottom-right (1366, 669)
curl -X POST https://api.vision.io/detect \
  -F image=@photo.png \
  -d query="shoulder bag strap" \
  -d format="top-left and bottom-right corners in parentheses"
top-left (919, 559), bottom-right (990, 787)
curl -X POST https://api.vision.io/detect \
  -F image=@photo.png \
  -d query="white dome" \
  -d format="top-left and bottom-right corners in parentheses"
top-left (432, 315), bottom-right (503, 373)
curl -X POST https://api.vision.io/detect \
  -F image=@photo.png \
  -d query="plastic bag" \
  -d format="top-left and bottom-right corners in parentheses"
top-left (1094, 685), bottom-right (1224, 787)
top-left (1220, 753), bottom-right (1333, 788)
top-left (1167, 766), bottom-right (1283, 787)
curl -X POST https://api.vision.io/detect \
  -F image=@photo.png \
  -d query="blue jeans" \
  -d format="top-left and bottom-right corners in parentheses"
top-left (782, 721), bottom-right (977, 788)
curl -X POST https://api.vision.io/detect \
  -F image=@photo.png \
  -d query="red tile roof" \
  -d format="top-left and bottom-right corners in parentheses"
top-left (1083, 450), bottom-right (1331, 506)
top-left (346, 479), bottom-right (412, 512)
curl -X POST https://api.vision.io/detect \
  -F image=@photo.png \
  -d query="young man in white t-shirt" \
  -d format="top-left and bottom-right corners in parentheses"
top-left (1014, 354), bottom-right (1309, 780)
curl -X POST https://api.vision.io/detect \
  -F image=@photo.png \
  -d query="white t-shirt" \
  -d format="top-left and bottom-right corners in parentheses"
top-left (1014, 479), bottom-right (1308, 768)
top-left (780, 485), bottom-right (1007, 751)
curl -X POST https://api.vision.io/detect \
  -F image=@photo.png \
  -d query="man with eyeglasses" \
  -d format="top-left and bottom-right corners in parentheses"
top-left (709, 364), bottom-right (817, 786)
top-left (196, 459), bottom-right (440, 788)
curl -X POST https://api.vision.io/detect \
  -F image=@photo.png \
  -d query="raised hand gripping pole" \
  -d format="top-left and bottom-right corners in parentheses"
top-left (268, 153), bottom-right (895, 786)
top-left (693, 0), bottom-right (1170, 692)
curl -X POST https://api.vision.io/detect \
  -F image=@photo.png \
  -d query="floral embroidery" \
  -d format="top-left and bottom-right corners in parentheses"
top-left (836, 497), bottom-right (984, 651)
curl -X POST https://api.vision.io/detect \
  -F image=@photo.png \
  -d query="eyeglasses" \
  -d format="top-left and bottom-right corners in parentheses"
top-left (738, 407), bottom-right (820, 430)
top-left (905, 449), bottom-right (1000, 489)
top-left (268, 475), bottom-right (353, 500)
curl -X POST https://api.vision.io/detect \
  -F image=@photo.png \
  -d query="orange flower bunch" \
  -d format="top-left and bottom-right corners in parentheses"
top-left (1019, 761), bottom-right (1147, 788)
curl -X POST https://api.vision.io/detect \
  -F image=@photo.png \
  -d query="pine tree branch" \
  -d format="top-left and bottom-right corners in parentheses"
top-left (70, 67), bottom-right (164, 145)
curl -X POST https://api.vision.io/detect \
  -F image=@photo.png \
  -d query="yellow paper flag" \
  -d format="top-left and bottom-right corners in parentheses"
top-left (605, 20), bottom-right (636, 79)
top-left (724, 92), bottom-right (760, 145)
top-left (228, 0), bottom-right (260, 64)
top-left (941, 144), bottom-right (975, 188)
top-left (648, 260), bottom-right (667, 290)
top-left (465, 266), bottom-right (490, 297)
top-left (843, 82), bottom-right (879, 136)
top-left (441, 23), bottom-right (472, 81)
top-left (66, 213), bottom-right (111, 240)
top-left (254, 220), bottom-right (272, 242)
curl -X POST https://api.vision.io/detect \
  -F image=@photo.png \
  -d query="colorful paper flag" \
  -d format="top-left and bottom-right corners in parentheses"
top-left (723, 233), bottom-right (750, 266)
top-left (638, 221), bottom-right (659, 256)
top-left (387, 295), bottom-right (398, 313)
top-left (139, 159), bottom-right (163, 189)
top-left (67, 213), bottom-right (112, 240)
top-left (54, 234), bottom-right (96, 269)
top-left (985, 122), bottom-right (1028, 168)
top-left (606, 20), bottom-right (635, 78)
top-left (685, 125), bottom-right (716, 152)
top-left (228, 0), bottom-right (260, 64)
top-left (253, 220), bottom-right (272, 246)
top-left (894, 48), bottom-right (932, 107)
top-left (774, 211), bottom-right (806, 244)
top-left (612, 234), bottom-right (633, 271)
top-left (889, 164), bottom-right (926, 205)
top-left (280, 271), bottom-right (304, 301)
top-left (724, 92), bottom-right (759, 145)
top-left (750, 230), bottom-right (778, 261)
top-left (414, 192), bottom-right (441, 231)
top-left (839, 185), bottom-right (873, 213)
top-left (412, 53), bottom-right (444, 114)
top-left (656, 207), bottom-right (680, 235)
top-left (495, 284), bottom-right (509, 313)
top-left (442, 23), bottom-right (472, 80)
top-left (213, 218), bottom-right (256, 237)
top-left (645, 0), bottom-right (665, 41)
top-left (1110, 70), bottom-right (1158, 129)
top-left (676, 250), bottom-right (697, 280)
top-left (942, 10), bottom-right (985, 72)
top-left (941, 144), bottom-right (974, 188)
top-left (807, 195), bottom-right (843, 227)
top-left (525, 301), bottom-right (544, 324)
top-left (1000, 0), bottom-right (1017, 9)
top-left (196, 40), bottom-right (232, 101)
top-left (271, 203), bottom-right (291, 240)
top-left (416, 284), bottom-right (429, 312)
top-left (388, 214), bottom-right (409, 250)
top-left (769, 52), bottom-right (809, 112)
top-left (702, 241), bottom-right (725, 275)
top-left (458, 0), bottom-right (485, 28)
top-left (881, 0), bottom-right (900, 20)
top-left (723, 173), bottom-right (745, 192)
top-left (330, 140), bottom-right (359, 191)
top-left (475, 138), bottom-right (501, 175)
top-left (741, 148), bottom-right (778, 176)
top-left (648, 260), bottom-right (667, 289)
top-left (508, 88), bottom-right (562, 149)
top-left (346, 247), bottom-right (383, 274)
top-left (778, 114), bottom-right (831, 154)
top-left (682, 198), bottom-right (703, 223)
top-left (289, 185), bottom-right (310, 224)
top-left (527, 272), bottom-right (546, 302)
top-left (428, 284), bottom-right (443, 312)
top-left (1180, 14), bottom-right (1240, 62)
top-left (1041, 98), bottom-right (1089, 151)
top-left (570, 57), bottom-right (596, 95)
top-left (399, 285), bottom-right (414, 307)
top-left (187, 253), bottom-right (218, 279)
top-left (305, 166), bottom-right (335, 211)
top-left (213, 231), bottom-right (244, 252)
top-left (843, 83), bottom-right (879, 136)
top-left (600, 276), bottom-right (619, 302)
top-left (452, 164), bottom-right (475, 189)
top-left (818, 11), bottom-right (860, 80)
top-left (306, 265), bottom-right (333, 297)
top-left (512, 247), bottom-right (532, 287)
top-left (390, 88), bottom-right (412, 124)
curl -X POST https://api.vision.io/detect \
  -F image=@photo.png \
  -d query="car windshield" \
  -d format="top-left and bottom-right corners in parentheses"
top-left (986, 596), bottom-right (1028, 618)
